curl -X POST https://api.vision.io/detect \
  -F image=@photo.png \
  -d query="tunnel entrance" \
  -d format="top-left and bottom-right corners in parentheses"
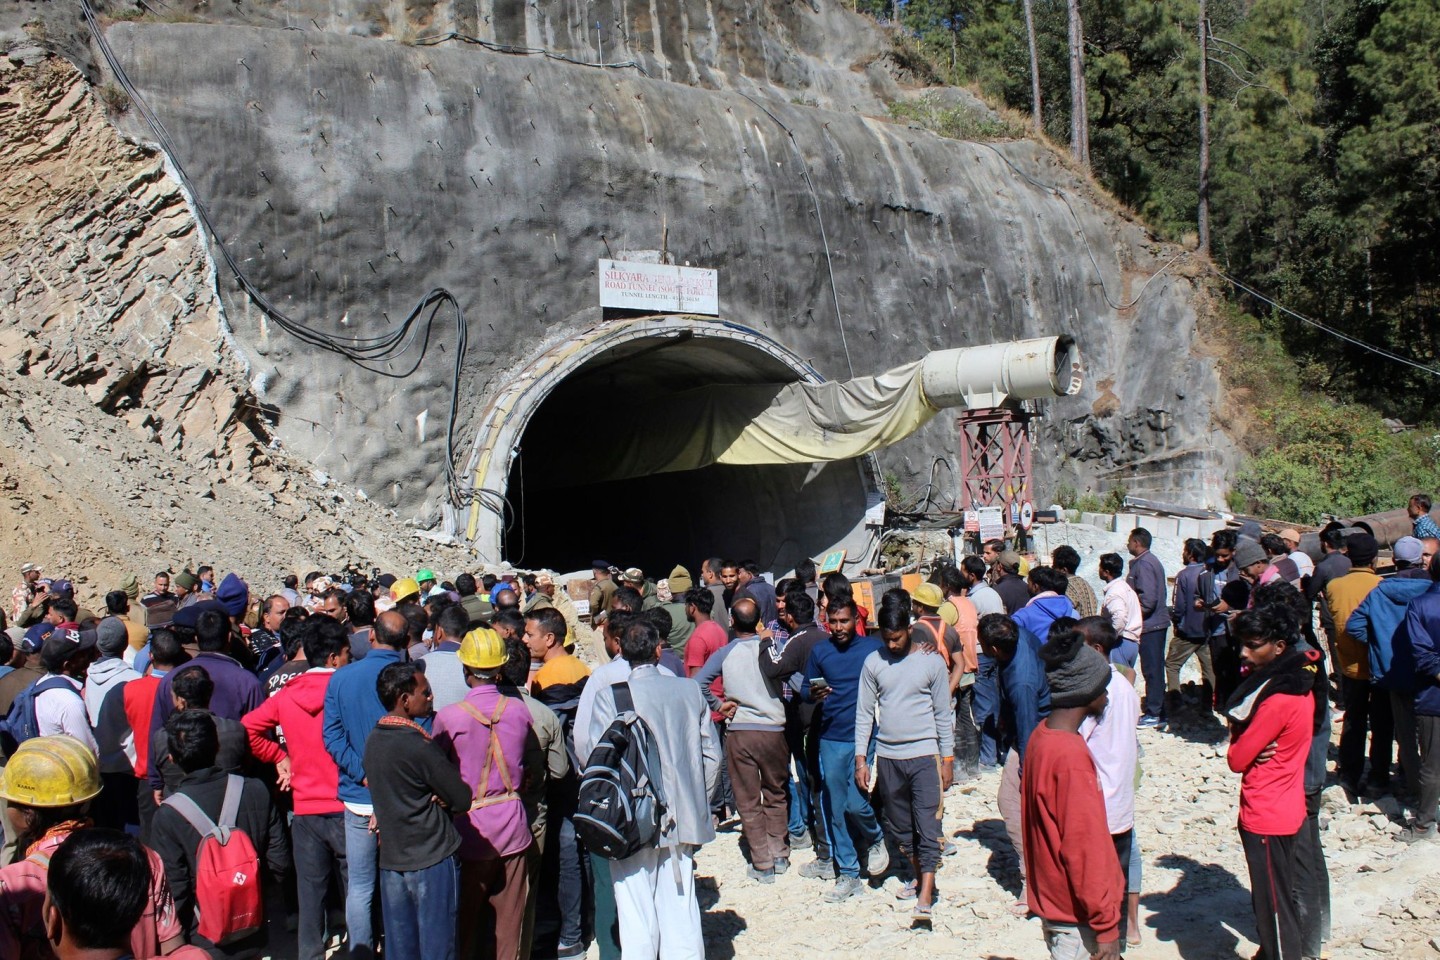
top-left (489, 321), bottom-right (879, 575)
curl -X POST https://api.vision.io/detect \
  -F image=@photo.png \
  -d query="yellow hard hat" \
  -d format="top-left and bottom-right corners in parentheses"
top-left (0, 735), bottom-right (102, 807)
top-left (912, 582), bottom-right (944, 610)
top-left (458, 626), bottom-right (506, 670)
top-left (391, 577), bottom-right (420, 603)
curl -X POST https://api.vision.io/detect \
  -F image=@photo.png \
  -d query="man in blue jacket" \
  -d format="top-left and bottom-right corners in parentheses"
top-left (322, 609), bottom-right (419, 960)
top-left (1167, 538), bottom-right (1218, 717)
top-left (1126, 528), bottom-right (1170, 726)
top-left (978, 613), bottom-right (1051, 913)
top-left (1395, 564), bottom-right (1440, 842)
top-left (1348, 572), bottom-right (1430, 806)
top-left (1011, 566), bottom-right (1077, 648)
top-left (804, 596), bottom-right (887, 902)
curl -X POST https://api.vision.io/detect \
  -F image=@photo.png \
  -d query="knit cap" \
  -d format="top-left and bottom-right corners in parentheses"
top-left (216, 572), bottom-right (250, 617)
top-left (1232, 539), bottom-right (1266, 570)
top-left (174, 571), bottom-right (200, 592)
top-left (667, 565), bottom-right (694, 593)
top-left (119, 575), bottom-right (140, 600)
top-left (1040, 627), bottom-right (1111, 709)
top-left (95, 617), bottom-right (130, 657)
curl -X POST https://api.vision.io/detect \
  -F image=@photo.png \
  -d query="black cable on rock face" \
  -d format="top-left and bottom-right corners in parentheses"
top-left (79, 0), bottom-right (473, 506)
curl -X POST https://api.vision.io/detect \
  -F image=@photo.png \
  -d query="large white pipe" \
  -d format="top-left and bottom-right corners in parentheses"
top-left (920, 335), bottom-right (1083, 410)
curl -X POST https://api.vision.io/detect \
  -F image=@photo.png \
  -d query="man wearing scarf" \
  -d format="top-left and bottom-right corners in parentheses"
top-left (1225, 604), bottom-right (1326, 960)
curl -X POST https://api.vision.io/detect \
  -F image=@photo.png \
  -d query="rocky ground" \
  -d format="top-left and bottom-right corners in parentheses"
top-left (690, 710), bottom-right (1440, 960)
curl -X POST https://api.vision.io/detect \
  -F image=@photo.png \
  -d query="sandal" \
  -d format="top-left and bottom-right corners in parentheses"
top-left (895, 880), bottom-right (918, 901)
top-left (1007, 899), bottom-right (1031, 917)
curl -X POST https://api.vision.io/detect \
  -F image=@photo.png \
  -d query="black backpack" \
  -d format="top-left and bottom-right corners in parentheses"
top-left (573, 682), bottom-right (670, 860)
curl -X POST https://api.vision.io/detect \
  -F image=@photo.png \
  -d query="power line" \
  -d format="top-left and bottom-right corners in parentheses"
top-left (1217, 272), bottom-right (1440, 379)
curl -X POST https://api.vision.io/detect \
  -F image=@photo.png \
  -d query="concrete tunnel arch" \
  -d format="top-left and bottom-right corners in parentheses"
top-left (459, 316), bottom-right (885, 575)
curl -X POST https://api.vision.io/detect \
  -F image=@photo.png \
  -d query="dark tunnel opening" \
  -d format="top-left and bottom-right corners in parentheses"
top-left (502, 334), bottom-right (875, 576)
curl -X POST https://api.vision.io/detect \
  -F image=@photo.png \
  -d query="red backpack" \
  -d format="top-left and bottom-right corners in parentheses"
top-left (162, 775), bottom-right (264, 945)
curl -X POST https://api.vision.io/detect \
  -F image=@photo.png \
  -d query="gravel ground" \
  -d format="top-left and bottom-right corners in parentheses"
top-left (685, 710), bottom-right (1440, 960)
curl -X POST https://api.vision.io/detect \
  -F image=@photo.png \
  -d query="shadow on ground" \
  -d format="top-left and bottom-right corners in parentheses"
top-left (954, 818), bottom-right (1023, 900)
top-left (1143, 853), bottom-right (1251, 960)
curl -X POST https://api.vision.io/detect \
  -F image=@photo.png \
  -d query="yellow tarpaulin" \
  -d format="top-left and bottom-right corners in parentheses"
top-left (557, 360), bottom-right (939, 485)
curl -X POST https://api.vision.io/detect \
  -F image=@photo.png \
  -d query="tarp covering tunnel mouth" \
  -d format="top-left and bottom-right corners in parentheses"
top-left (500, 333), bottom-right (878, 575)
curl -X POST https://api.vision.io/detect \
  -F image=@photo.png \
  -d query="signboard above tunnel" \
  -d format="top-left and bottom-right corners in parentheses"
top-left (598, 259), bottom-right (719, 315)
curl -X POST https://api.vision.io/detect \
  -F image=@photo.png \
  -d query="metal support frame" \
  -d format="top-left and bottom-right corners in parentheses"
top-left (957, 404), bottom-right (1034, 528)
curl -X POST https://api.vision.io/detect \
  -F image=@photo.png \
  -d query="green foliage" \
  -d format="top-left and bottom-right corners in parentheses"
top-left (887, 97), bottom-right (1027, 141)
top-left (1102, 485), bottom-right (1129, 513)
top-left (1234, 405), bottom-right (1440, 522)
top-left (871, 0), bottom-right (1440, 423)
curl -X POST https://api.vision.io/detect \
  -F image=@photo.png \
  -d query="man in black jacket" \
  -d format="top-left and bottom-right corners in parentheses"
top-left (364, 662), bottom-right (471, 960)
top-left (149, 710), bottom-right (289, 960)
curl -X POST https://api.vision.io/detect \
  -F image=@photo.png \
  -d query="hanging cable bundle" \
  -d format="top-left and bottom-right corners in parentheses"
top-left (79, 0), bottom-right (474, 505)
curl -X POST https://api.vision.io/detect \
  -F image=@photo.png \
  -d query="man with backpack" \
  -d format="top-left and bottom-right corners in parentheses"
top-left (433, 627), bottom-right (542, 960)
top-left (26, 626), bottom-right (99, 753)
top-left (147, 710), bottom-right (290, 959)
top-left (585, 618), bottom-right (720, 959)
top-left (241, 617), bottom-right (350, 960)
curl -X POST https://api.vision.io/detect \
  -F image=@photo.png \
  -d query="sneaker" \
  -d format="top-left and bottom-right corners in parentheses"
top-left (789, 831), bottom-right (812, 851)
top-left (773, 857), bottom-right (791, 875)
top-left (864, 839), bottom-right (890, 877)
top-left (747, 865), bottom-right (777, 884)
top-left (556, 942), bottom-right (586, 960)
top-left (800, 857), bottom-right (837, 880)
top-left (941, 837), bottom-right (958, 857)
top-left (823, 875), bottom-right (866, 902)
top-left (1398, 823), bottom-right (1439, 844)
top-left (1137, 715), bottom-right (1162, 729)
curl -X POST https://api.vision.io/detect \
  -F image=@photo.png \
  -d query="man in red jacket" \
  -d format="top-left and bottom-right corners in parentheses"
top-left (242, 617), bottom-right (350, 960)
top-left (1225, 605), bottom-right (1324, 960)
top-left (1024, 620), bottom-right (1123, 959)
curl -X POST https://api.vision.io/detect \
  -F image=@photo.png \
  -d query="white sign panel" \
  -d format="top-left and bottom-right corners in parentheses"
top-left (977, 506), bottom-right (1005, 542)
top-left (598, 259), bottom-right (719, 315)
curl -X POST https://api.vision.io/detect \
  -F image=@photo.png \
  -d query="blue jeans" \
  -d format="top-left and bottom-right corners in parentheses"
top-left (380, 856), bottom-right (458, 960)
top-left (818, 738), bottom-right (882, 878)
top-left (787, 774), bottom-right (809, 836)
top-left (343, 809), bottom-right (378, 959)
top-left (1111, 638), bottom-right (1139, 669)
top-left (1139, 628), bottom-right (1167, 718)
top-left (974, 652), bottom-right (1000, 766)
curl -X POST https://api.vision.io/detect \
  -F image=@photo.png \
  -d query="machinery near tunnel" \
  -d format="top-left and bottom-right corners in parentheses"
top-left (464, 320), bottom-right (1082, 574)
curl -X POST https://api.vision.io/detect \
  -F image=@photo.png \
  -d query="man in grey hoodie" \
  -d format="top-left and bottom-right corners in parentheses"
top-left (84, 616), bottom-right (142, 830)
top-left (588, 619), bottom-right (721, 960)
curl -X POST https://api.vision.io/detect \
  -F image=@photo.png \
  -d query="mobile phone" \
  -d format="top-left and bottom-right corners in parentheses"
top-left (809, 676), bottom-right (830, 692)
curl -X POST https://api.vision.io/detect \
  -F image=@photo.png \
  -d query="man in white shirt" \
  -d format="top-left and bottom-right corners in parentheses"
top-left (1098, 553), bottom-right (1143, 669)
top-left (1075, 616), bottom-right (1143, 947)
top-left (1278, 529), bottom-right (1315, 579)
top-left (35, 625), bottom-right (100, 752)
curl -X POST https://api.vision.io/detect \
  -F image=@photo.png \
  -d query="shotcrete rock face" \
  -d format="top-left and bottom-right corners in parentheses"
top-left (95, 9), bottom-right (1229, 568)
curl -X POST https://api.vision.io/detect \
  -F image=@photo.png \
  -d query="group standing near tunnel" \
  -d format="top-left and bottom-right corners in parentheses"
top-left (0, 504), bottom-right (1438, 960)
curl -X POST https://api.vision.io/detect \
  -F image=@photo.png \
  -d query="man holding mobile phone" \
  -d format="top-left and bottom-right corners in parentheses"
top-left (803, 595), bottom-right (886, 902)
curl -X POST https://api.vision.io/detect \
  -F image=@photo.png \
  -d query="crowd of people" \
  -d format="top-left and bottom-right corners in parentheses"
top-left (0, 504), bottom-right (1437, 960)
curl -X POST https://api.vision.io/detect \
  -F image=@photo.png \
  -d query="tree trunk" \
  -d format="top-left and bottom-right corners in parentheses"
top-left (1197, 0), bottom-right (1211, 255)
top-left (1022, 0), bottom-right (1043, 135)
top-left (1068, 0), bottom-right (1089, 166)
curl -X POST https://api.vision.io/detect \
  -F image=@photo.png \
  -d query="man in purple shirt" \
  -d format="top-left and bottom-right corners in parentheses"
top-left (149, 606), bottom-right (263, 762)
top-left (433, 628), bottom-right (544, 960)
